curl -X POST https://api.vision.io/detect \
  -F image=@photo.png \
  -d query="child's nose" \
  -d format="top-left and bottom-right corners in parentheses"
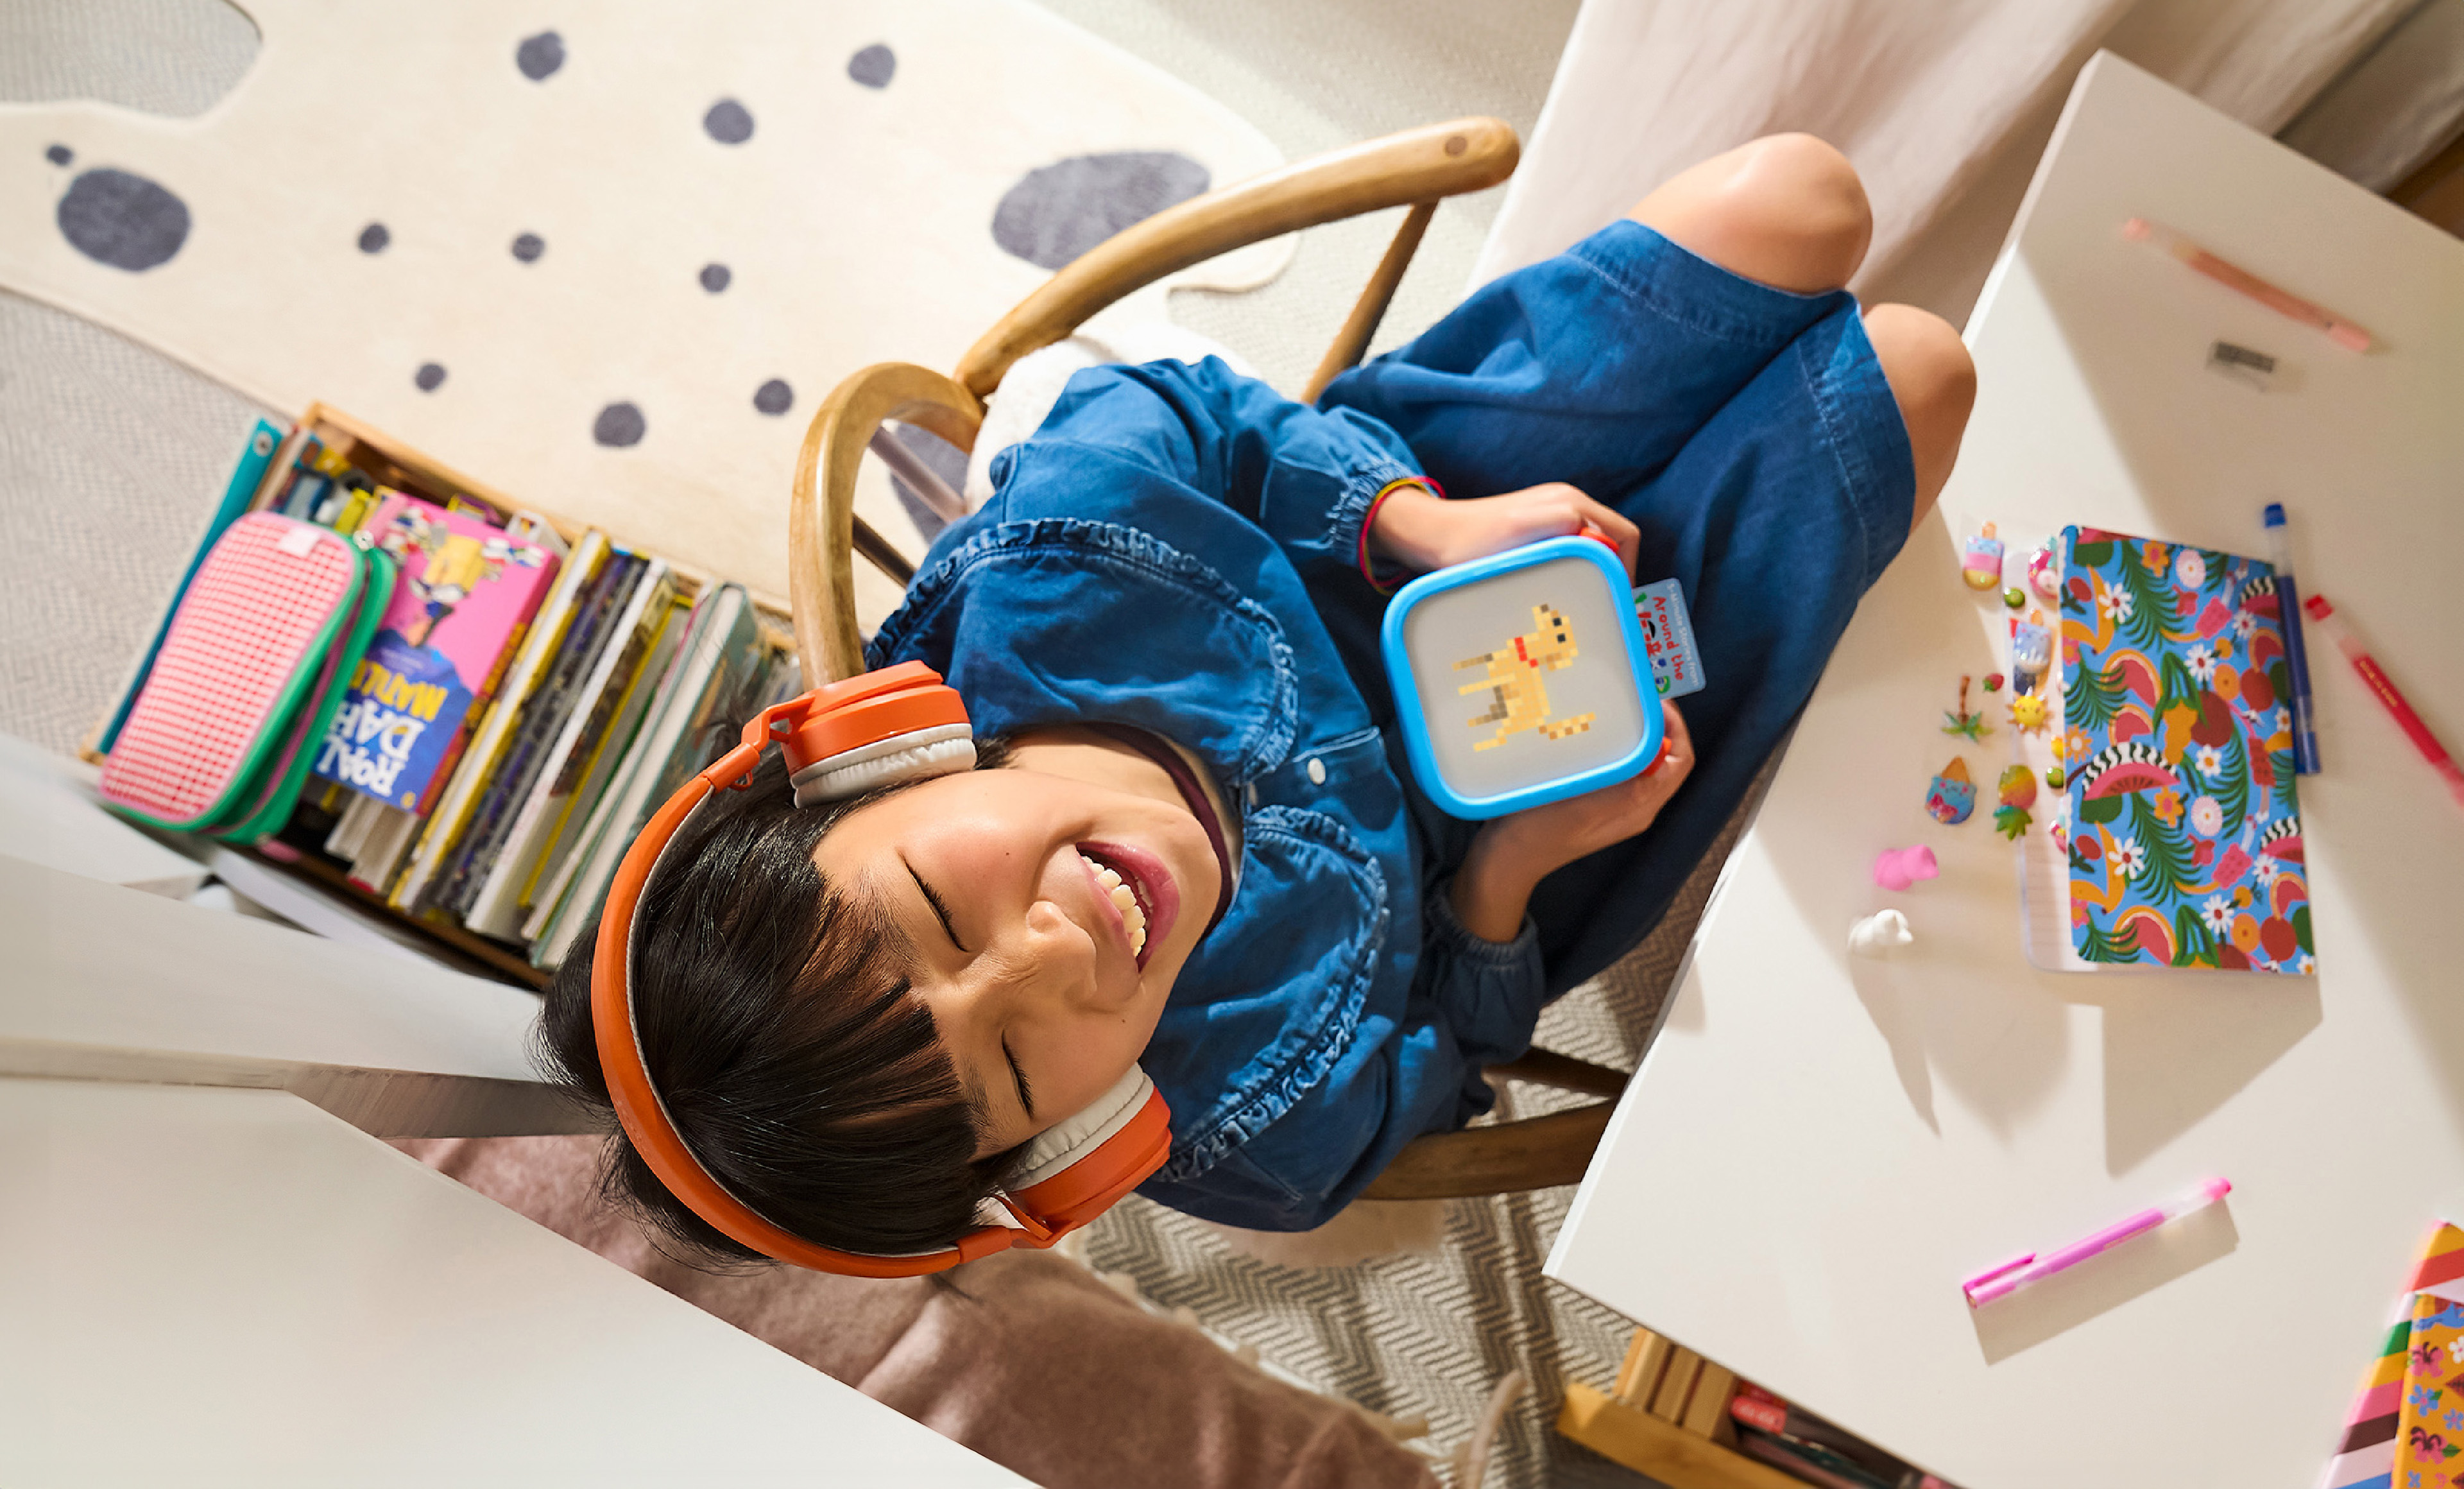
top-left (1021, 898), bottom-right (1133, 1010)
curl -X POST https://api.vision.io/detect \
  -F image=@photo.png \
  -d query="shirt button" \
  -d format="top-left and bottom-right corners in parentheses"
top-left (1306, 757), bottom-right (1327, 785)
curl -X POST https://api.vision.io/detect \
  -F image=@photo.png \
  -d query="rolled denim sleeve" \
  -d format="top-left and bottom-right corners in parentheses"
top-left (1417, 876), bottom-right (1549, 1101)
top-left (1139, 882), bottom-right (1547, 1233)
top-left (1018, 357), bottom-right (1420, 583)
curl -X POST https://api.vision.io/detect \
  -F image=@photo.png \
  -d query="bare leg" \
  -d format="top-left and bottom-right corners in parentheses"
top-left (1860, 304), bottom-right (1976, 531)
top-left (1625, 135), bottom-right (1970, 529)
top-left (1627, 133), bottom-right (1873, 295)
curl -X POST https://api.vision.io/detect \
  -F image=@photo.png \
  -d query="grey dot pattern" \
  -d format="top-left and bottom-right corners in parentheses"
top-left (991, 151), bottom-right (1209, 270)
top-left (511, 232), bottom-right (544, 263)
top-left (699, 263), bottom-right (730, 293)
top-left (848, 44), bottom-right (896, 89)
top-left (517, 31), bottom-right (565, 82)
top-left (56, 168), bottom-right (191, 273)
top-left (703, 99), bottom-right (754, 145)
top-left (46, 144), bottom-right (72, 166)
top-left (753, 379), bottom-right (792, 415)
top-left (358, 222), bottom-right (389, 254)
top-left (415, 363), bottom-right (446, 392)
top-left (593, 401), bottom-right (646, 448)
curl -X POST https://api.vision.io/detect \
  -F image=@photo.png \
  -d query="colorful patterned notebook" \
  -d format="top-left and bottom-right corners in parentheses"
top-left (2023, 528), bottom-right (2314, 974)
top-left (2323, 1221), bottom-right (2464, 1489)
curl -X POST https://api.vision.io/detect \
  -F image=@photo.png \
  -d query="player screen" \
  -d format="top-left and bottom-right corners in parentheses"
top-left (1398, 555), bottom-right (1650, 804)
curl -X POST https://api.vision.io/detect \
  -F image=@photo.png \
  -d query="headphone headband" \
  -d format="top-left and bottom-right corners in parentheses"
top-left (587, 662), bottom-right (1173, 1277)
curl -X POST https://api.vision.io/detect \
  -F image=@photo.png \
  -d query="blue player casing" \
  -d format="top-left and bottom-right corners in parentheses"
top-left (1380, 536), bottom-right (1666, 820)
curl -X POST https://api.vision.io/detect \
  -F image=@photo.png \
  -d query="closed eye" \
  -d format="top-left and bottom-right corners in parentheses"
top-left (1004, 1040), bottom-right (1036, 1120)
top-left (906, 860), bottom-right (968, 954)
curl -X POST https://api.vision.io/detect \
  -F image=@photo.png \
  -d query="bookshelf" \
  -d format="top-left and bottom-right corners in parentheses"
top-left (90, 404), bottom-right (800, 992)
top-left (1559, 1327), bottom-right (1948, 1488)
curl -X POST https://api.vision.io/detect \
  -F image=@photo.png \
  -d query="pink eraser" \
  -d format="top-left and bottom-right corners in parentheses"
top-left (2327, 322), bottom-right (2372, 353)
top-left (1872, 845), bottom-right (1939, 892)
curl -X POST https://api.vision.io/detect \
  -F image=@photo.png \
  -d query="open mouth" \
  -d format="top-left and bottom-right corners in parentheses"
top-left (1074, 842), bottom-right (1174, 968)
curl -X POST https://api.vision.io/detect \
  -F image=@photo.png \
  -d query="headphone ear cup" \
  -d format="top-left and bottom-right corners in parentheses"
top-left (1003, 1067), bottom-right (1174, 1237)
top-left (791, 731), bottom-right (975, 805)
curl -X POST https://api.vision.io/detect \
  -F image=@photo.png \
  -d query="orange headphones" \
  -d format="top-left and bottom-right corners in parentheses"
top-left (589, 660), bottom-right (1174, 1277)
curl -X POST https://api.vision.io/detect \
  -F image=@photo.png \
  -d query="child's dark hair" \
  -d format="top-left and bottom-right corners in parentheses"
top-left (536, 746), bottom-right (1015, 1267)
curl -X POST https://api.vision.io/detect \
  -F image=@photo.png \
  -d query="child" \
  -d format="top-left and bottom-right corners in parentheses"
top-left (538, 135), bottom-right (1974, 1262)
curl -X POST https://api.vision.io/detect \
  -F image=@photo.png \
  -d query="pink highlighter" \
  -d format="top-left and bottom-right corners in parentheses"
top-left (1962, 1178), bottom-right (2232, 1308)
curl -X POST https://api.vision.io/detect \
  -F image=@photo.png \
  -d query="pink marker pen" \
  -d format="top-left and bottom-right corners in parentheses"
top-left (1962, 1178), bottom-right (2232, 1307)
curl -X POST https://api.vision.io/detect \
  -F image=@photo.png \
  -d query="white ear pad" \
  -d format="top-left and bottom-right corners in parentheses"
top-left (791, 725), bottom-right (975, 806)
top-left (1006, 1065), bottom-right (1156, 1194)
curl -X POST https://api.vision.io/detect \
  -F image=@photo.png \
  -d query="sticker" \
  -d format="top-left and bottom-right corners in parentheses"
top-left (2009, 614), bottom-right (2053, 695)
top-left (2026, 544), bottom-right (2058, 602)
top-left (1636, 578), bottom-right (1706, 699)
top-left (1994, 763), bottom-right (2038, 839)
top-left (1942, 675), bottom-right (1992, 742)
top-left (1962, 522), bottom-right (2005, 591)
top-left (275, 523), bottom-right (322, 558)
top-left (1926, 756), bottom-right (1976, 824)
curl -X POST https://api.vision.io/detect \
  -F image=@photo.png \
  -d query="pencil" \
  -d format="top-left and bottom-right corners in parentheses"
top-left (2122, 218), bottom-right (2372, 352)
top-left (2303, 594), bottom-right (2464, 811)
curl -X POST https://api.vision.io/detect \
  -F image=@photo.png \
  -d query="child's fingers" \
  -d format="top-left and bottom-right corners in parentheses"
top-left (1645, 701), bottom-right (1693, 782)
top-left (1570, 494), bottom-right (1641, 577)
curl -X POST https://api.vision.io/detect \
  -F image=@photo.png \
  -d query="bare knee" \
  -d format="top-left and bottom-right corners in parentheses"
top-left (1629, 133), bottom-right (1872, 294)
top-left (1861, 304), bottom-right (1976, 528)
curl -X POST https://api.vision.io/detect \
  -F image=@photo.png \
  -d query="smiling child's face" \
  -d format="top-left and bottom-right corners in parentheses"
top-left (810, 755), bottom-right (1221, 1161)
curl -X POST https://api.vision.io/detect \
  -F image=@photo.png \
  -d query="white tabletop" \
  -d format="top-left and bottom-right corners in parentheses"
top-left (1547, 54), bottom-right (2464, 1489)
top-left (0, 1078), bottom-right (1025, 1488)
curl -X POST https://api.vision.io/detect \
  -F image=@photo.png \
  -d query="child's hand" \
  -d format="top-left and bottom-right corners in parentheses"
top-left (1372, 481), bottom-right (1641, 580)
top-left (1447, 703), bottom-right (1695, 943)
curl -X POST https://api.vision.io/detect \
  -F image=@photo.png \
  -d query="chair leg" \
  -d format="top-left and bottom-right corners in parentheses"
top-left (1358, 1102), bottom-right (1611, 1200)
top-left (1301, 199), bottom-right (1436, 402)
top-left (1485, 1048), bottom-right (1629, 1099)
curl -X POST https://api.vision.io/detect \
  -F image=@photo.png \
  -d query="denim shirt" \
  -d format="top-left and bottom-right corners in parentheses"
top-left (867, 357), bottom-right (1546, 1230)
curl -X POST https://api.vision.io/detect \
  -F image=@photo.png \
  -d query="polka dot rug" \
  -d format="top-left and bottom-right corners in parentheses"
top-left (0, 0), bottom-right (1288, 617)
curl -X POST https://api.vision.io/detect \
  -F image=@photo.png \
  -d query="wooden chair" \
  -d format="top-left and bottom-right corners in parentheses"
top-left (787, 117), bottom-right (1628, 1203)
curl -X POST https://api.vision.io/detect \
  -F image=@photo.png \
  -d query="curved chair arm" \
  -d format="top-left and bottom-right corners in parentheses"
top-left (953, 116), bottom-right (1518, 398)
top-left (789, 362), bottom-right (984, 686)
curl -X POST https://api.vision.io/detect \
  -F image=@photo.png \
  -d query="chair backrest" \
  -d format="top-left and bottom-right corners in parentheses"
top-left (787, 117), bottom-right (1519, 685)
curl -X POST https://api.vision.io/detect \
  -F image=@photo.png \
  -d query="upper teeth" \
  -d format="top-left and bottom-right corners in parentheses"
top-left (1080, 852), bottom-right (1147, 958)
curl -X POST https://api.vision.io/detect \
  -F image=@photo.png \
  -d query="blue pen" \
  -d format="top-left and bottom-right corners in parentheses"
top-left (2263, 503), bottom-right (2321, 774)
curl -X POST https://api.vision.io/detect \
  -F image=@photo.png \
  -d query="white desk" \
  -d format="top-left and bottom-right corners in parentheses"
top-left (1548, 55), bottom-right (2464, 1489)
top-left (0, 1078), bottom-right (1025, 1486)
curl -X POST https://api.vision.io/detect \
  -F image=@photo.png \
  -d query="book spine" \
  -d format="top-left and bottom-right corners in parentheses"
top-left (437, 554), bottom-right (637, 917)
top-left (459, 558), bottom-right (656, 934)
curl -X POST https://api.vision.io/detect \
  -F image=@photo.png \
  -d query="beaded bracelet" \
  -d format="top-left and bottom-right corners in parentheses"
top-left (1356, 474), bottom-right (1446, 596)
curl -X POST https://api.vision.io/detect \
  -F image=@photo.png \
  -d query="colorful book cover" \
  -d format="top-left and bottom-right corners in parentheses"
top-left (389, 524), bottom-right (595, 915)
top-left (2055, 528), bottom-right (2314, 974)
top-left (2325, 1221), bottom-right (2464, 1489)
top-left (312, 494), bottom-right (558, 813)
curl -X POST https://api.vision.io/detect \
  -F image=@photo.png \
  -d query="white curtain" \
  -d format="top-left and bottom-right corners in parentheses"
top-left (1474, 0), bottom-right (2464, 324)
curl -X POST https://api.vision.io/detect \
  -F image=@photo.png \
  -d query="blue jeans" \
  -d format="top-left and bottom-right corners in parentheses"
top-left (1320, 220), bottom-right (1917, 992)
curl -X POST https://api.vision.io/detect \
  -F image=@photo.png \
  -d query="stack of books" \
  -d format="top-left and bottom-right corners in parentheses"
top-left (108, 410), bottom-right (803, 982)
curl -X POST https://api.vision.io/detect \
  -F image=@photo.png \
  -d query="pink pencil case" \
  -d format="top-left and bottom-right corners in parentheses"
top-left (99, 512), bottom-right (393, 842)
